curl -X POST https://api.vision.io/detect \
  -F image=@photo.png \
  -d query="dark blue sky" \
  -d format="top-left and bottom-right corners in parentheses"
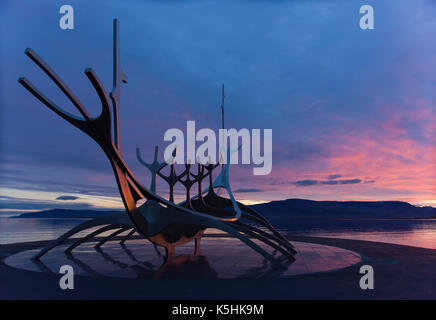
top-left (1, 0), bottom-right (435, 212)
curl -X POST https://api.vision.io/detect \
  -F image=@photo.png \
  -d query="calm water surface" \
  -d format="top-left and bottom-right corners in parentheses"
top-left (0, 216), bottom-right (435, 249)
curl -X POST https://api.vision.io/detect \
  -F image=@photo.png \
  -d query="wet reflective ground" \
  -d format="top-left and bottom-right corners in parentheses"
top-left (4, 236), bottom-right (361, 279)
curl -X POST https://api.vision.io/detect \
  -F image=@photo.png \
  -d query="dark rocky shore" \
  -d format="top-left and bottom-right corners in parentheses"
top-left (0, 236), bottom-right (435, 299)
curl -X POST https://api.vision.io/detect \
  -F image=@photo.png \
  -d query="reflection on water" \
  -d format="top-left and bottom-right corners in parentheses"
top-left (0, 217), bottom-right (435, 249)
top-left (273, 218), bottom-right (436, 249)
top-left (0, 218), bottom-right (89, 244)
top-left (0, 217), bottom-right (136, 245)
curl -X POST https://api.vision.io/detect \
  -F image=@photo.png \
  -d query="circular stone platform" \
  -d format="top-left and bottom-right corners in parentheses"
top-left (4, 235), bottom-right (361, 279)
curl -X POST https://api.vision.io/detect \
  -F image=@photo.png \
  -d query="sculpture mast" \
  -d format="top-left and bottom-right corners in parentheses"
top-left (221, 83), bottom-right (225, 131)
top-left (110, 19), bottom-right (128, 153)
top-left (220, 83), bottom-right (225, 167)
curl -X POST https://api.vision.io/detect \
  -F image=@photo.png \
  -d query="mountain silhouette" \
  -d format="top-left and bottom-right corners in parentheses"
top-left (14, 199), bottom-right (436, 219)
top-left (251, 199), bottom-right (436, 219)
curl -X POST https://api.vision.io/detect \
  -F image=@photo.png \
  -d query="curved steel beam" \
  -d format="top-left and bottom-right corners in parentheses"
top-left (65, 224), bottom-right (130, 254)
top-left (95, 226), bottom-right (132, 248)
top-left (119, 229), bottom-right (136, 245)
top-left (232, 222), bottom-right (294, 260)
top-left (236, 219), bottom-right (296, 255)
top-left (240, 213), bottom-right (295, 251)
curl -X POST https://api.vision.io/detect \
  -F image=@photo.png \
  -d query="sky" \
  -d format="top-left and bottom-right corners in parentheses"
top-left (0, 0), bottom-right (435, 213)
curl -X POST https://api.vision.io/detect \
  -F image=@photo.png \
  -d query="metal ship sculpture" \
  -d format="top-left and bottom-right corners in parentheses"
top-left (18, 19), bottom-right (296, 268)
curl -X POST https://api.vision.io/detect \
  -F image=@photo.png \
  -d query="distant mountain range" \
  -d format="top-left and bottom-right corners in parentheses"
top-left (251, 199), bottom-right (436, 219)
top-left (14, 209), bottom-right (123, 219)
top-left (14, 199), bottom-right (436, 219)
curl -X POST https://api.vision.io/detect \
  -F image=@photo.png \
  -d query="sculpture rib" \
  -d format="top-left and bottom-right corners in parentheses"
top-left (120, 229), bottom-right (136, 245)
top-left (65, 224), bottom-right (131, 254)
top-left (95, 226), bottom-right (132, 248)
